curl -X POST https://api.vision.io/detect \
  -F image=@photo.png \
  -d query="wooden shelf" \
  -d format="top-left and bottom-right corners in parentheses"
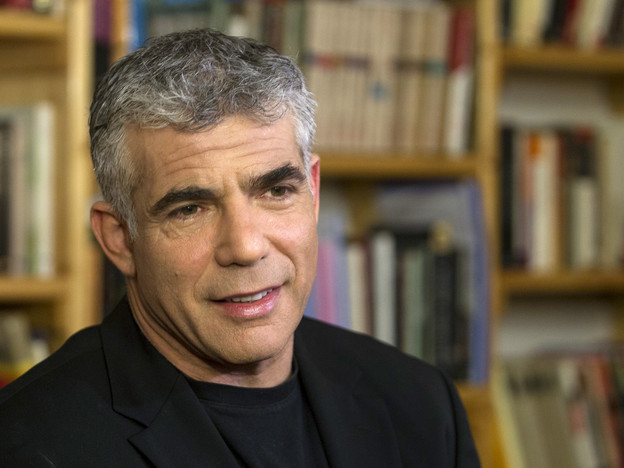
top-left (502, 270), bottom-right (624, 295)
top-left (458, 383), bottom-right (490, 404)
top-left (0, 0), bottom-right (97, 344)
top-left (502, 45), bottom-right (624, 74)
top-left (0, 276), bottom-right (68, 302)
top-left (320, 153), bottom-right (480, 179)
top-left (0, 9), bottom-right (65, 39)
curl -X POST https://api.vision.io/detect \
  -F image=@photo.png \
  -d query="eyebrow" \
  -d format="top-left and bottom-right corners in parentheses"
top-left (245, 163), bottom-right (307, 192)
top-left (148, 163), bottom-right (307, 217)
top-left (149, 186), bottom-right (216, 217)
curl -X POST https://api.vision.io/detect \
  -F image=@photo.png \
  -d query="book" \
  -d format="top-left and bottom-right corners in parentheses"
top-left (500, 124), bottom-right (609, 272)
top-left (500, 126), bottom-right (519, 268)
top-left (575, 0), bottom-right (617, 49)
top-left (0, 103), bottom-right (56, 277)
top-left (346, 240), bottom-right (371, 335)
top-left (605, 0), bottom-right (624, 46)
top-left (542, 0), bottom-right (570, 43)
top-left (376, 225), bottom-right (432, 356)
top-left (525, 129), bottom-right (561, 272)
top-left (443, 5), bottom-right (476, 157)
top-left (557, 356), bottom-right (602, 467)
top-left (502, 358), bottom-right (554, 467)
top-left (398, 245), bottom-right (429, 359)
top-left (428, 222), bottom-right (468, 380)
top-left (29, 102), bottom-right (56, 277)
top-left (305, 182), bottom-right (351, 328)
top-left (315, 239), bottom-right (338, 326)
top-left (416, 3), bottom-right (451, 154)
top-left (581, 354), bottom-right (624, 467)
top-left (362, 1), bottom-right (401, 152)
top-left (493, 364), bottom-right (529, 468)
top-left (2, 109), bottom-right (28, 276)
top-left (501, 356), bottom-right (583, 467)
top-left (0, 120), bottom-right (10, 273)
top-left (394, 4), bottom-right (427, 153)
top-left (328, 0), bottom-right (358, 151)
top-left (496, 346), bottom-right (624, 467)
top-left (562, 127), bottom-right (600, 270)
top-left (501, 0), bottom-right (624, 49)
top-left (510, 0), bottom-right (552, 47)
top-left (374, 182), bottom-right (489, 383)
top-left (598, 119), bottom-right (624, 270)
top-left (302, 0), bottom-right (333, 149)
top-left (370, 229), bottom-right (398, 346)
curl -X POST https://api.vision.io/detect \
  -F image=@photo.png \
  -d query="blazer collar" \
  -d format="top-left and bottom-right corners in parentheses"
top-left (101, 299), bottom-right (240, 468)
top-left (294, 322), bottom-right (403, 468)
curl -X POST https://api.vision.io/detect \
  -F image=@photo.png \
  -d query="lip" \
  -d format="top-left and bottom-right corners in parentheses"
top-left (216, 287), bottom-right (281, 319)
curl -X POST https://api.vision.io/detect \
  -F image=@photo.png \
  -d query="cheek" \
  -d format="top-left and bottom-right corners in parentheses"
top-left (135, 234), bottom-right (212, 287)
top-left (279, 214), bottom-right (318, 282)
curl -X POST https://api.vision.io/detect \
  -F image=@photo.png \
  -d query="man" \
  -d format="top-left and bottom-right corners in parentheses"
top-left (0, 29), bottom-right (481, 467)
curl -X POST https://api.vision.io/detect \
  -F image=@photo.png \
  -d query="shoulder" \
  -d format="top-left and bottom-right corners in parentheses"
top-left (0, 324), bottom-right (109, 439)
top-left (295, 318), bottom-right (481, 467)
top-left (0, 324), bottom-right (104, 403)
top-left (296, 317), bottom-right (455, 400)
top-left (297, 316), bottom-right (439, 373)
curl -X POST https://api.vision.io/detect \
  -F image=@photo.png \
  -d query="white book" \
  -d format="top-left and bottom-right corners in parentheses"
top-left (346, 241), bottom-right (369, 335)
top-left (529, 130), bottom-right (559, 272)
top-left (371, 230), bottom-right (396, 346)
top-left (598, 120), bottom-right (624, 269)
top-left (400, 246), bottom-right (428, 358)
top-left (416, 3), bottom-right (451, 154)
top-left (569, 178), bottom-right (599, 269)
top-left (395, 4), bottom-right (427, 153)
top-left (576, 0), bottom-right (616, 49)
top-left (511, 0), bottom-right (552, 47)
top-left (29, 102), bottom-right (55, 277)
top-left (0, 108), bottom-right (28, 276)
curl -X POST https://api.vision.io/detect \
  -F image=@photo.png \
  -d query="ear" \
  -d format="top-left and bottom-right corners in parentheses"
top-left (90, 201), bottom-right (136, 277)
top-left (308, 154), bottom-right (321, 221)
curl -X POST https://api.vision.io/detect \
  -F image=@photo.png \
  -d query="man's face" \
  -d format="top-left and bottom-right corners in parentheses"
top-left (124, 115), bottom-right (320, 383)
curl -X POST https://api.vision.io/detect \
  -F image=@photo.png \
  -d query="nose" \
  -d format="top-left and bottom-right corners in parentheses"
top-left (213, 201), bottom-right (269, 267)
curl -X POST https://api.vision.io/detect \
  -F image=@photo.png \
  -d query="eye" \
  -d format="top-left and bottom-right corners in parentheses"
top-left (171, 204), bottom-right (200, 218)
top-left (269, 186), bottom-right (289, 197)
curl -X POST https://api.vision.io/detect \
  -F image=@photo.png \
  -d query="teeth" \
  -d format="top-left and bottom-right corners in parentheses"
top-left (228, 289), bottom-right (272, 303)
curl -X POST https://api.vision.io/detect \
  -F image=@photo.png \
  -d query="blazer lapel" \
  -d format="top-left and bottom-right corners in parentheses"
top-left (295, 330), bottom-right (403, 468)
top-left (101, 300), bottom-right (239, 468)
top-left (127, 374), bottom-right (240, 468)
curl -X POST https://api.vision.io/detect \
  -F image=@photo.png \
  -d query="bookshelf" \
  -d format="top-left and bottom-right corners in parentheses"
top-left (490, 0), bottom-right (624, 466)
top-left (0, 2), bottom-right (99, 351)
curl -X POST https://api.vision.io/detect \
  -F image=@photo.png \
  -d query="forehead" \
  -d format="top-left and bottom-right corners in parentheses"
top-left (131, 115), bottom-right (300, 175)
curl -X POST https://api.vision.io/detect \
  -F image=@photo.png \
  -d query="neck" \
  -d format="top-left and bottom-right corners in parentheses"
top-left (126, 284), bottom-right (294, 389)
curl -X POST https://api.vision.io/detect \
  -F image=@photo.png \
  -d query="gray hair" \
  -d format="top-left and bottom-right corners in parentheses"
top-left (89, 28), bottom-right (316, 238)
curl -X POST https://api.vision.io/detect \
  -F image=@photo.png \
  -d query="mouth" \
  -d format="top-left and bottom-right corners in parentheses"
top-left (217, 287), bottom-right (281, 319)
top-left (223, 288), bottom-right (274, 304)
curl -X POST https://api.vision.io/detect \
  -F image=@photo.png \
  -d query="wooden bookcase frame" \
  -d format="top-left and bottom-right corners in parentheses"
top-left (0, 1), bottom-right (99, 349)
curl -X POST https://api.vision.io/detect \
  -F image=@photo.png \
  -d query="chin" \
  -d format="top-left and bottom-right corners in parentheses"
top-left (222, 333), bottom-right (293, 366)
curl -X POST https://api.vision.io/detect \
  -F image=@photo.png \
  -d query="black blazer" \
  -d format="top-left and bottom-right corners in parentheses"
top-left (0, 298), bottom-right (481, 467)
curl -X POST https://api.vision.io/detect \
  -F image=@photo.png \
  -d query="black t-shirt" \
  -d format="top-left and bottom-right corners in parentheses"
top-left (187, 363), bottom-right (329, 468)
